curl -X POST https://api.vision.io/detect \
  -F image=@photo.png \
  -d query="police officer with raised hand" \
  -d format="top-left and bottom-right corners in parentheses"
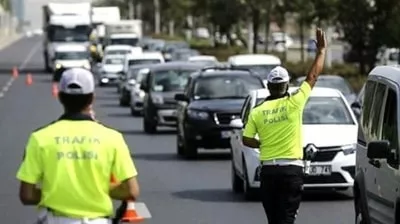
top-left (16, 68), bottom-right (140, 224)
top-left (242, 28), bottom-right (327, 224)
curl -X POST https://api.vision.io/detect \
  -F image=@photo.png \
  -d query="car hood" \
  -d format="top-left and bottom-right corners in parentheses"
top-left (188, 99), bottom-right (245, 113)
top-left (102, 64), bottom-right (123, 73)
top-left (303, 124), bottom-right (357, 147)
top-left (344, 93), bottom-right (357, 104)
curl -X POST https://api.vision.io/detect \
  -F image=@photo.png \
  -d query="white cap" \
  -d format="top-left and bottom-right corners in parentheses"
top-left (59, 68), bottom-right (95, 94)
top-left (267, 66), bottom-right (290, 83)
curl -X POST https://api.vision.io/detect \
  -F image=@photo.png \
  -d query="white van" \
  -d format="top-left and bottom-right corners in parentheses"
top-left (227, 54), bottom-right (281, 81)
top-left (53, 44), bottom-right (91, 71)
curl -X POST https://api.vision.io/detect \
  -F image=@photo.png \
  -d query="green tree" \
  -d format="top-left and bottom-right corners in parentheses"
top-left (337, 0), bottom-right (400, 73)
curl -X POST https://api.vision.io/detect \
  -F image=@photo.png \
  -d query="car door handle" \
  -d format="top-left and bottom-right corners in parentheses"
top-left (369, 159), bottom-right (381, 168)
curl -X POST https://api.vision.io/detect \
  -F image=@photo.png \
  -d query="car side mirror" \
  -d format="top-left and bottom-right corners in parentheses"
top-left (367, 140), bottom-right (390, 159)
top-left (351, 101), bottom-right (361, 109)
top-left (174, 93), bottom-right (188, 102)
top-left (230, 118), bottom-right (243, 129)
top-left (140, 82), bottom-right (149, 92)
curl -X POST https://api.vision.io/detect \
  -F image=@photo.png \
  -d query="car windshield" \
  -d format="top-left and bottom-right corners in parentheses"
top-left (297, 77), bottom-right (353, 95)
top-left (55, 51), bottom-right (88, 60)
top-left (151, 69), bottom-right (195, 92)
top-left (129, 59), bottom-right (161, 66)
top-left (232, 64), bottom-right (279, 78)
top-left (106, 50), bottom-right (130, 55)
top-left (104, 58), bottom-right (124, 65)
top-left (128, 68), bottom-right (147, 80)
top-left (110, 38), bottom-right (139, 46)
top-left (194, 75), bottom-right (263, 100)
top-left (255, 96), bottom-right (354, 124)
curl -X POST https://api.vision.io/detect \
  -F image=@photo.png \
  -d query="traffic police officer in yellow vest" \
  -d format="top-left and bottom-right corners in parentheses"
top-left (242, 28), bottom-right (327, 224)
top-left (16, 68), bottom-right (140, 223)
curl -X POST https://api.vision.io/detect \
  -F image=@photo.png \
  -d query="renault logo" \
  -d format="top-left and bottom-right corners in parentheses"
top-left (304, 144), bottom-right (318, 159)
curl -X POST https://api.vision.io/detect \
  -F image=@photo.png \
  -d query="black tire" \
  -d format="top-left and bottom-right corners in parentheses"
top-left (231, 161), bottom-right (244, 193)
top-left (242, 158), bottom-right (257, 200)
top-left (355, 195), bottom-right (369, 224)
top-left (183, 138), bottom-right (197, 159)
top-left (143, 116), bottom-right (157, 134)
top-left (130, 108), bottom-right (140, 116)
top-left (176, 134), bottom-right (184, 157)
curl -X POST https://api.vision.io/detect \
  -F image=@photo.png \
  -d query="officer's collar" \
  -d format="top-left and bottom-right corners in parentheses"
top-left (265, 92), bottom-right (290, 101)
top-left (58, 113), bottom-right (94, 121)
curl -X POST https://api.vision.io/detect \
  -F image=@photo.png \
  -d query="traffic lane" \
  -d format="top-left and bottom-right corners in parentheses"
top-left (94, 87), bottom-right (354, 224)
top-left (0, 75), bottom-right (61, 221)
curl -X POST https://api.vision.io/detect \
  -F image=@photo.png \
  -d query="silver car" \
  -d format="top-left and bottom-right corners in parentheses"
top-left (129, 68), bottom-right (150, 115)
top-left (119, 65), bottom-right (152, 106)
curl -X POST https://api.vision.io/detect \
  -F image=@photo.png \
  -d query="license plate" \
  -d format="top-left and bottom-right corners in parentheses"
top-left (221, 131), bottom-right (231, 138)
top-left (309, 165), bottom-right (332, 176)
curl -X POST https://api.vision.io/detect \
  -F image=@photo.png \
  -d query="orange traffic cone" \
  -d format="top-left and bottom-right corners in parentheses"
top-left (25, 73), bottom-right (32, 86)
top-left (121, 201), bottom-right (144, 223)
top-left (52, 83), bottom-right (58, 98)
top-left (12, 66), bottom-right (18, 78)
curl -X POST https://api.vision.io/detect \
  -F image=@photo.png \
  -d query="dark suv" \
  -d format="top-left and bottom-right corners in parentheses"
top-left (140, 62), bottom-right (206, 133)
top-left (174, 67), bottom-right (266, 159)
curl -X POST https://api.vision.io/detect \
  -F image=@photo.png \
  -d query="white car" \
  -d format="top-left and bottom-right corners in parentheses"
top-left (230, 87), bottom-right (358, 199)
top-left (122, 52), bottom-right (164, 74)
top-left (53, 44), bottom-right (91, 71)
top-left (98, 55), bottom-right (125, 86)
top-left (227, 54), bottom-right (281, 83)
top-left (188, 55), bottom-right (218, 64)
top-left (103, 45), bottom-right (142, 58)
top-left (129, 68), bottom-right (150, 115)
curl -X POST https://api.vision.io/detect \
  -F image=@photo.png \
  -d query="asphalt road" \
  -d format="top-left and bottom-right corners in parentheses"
top-left (0, 36), bottom-right (354, 224)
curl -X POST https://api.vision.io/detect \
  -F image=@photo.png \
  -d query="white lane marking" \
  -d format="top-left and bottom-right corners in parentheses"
top-left (0, 41), bottom-right (41, 99)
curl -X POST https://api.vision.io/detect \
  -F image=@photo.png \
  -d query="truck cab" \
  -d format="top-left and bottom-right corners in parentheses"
top-left (42, 3), bottom-right (93, 72)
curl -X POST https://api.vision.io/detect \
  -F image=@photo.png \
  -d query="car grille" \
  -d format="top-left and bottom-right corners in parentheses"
top-left (304, 172), bottom-right (347, 184)
top-left (215, 112), bottom-right (240, 124)
top-left (307, 146), bottom-right (340, 162)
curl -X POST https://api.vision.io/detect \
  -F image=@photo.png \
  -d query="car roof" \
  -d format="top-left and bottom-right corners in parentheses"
top-left (150, 61), bottom-right (205, 71)
top-left (128, 64), bottom-right (154, 70)
top-left (126, 52), bottom-right (163, 60)
top-left (228, 54), bottom-right (281, 65)
top-left (191, 69), bottom-right (258, 78)
top-left (110, 33), bottom-right (139, 38)
top-left (188, 55), bottom-right (217, 61)
top-left (55, 44), bottom-right (87, 52)
top-left (253, 87), bottom-right (343, 99)
top-left (369, 65), bottom-right (400, 83)
top-left (296, 75), bottom-right (346, 81)
top-left (105, 45), bottom-right (133, 50)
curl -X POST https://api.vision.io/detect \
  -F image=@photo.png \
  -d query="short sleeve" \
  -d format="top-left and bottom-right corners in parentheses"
top-left (243, 110), bottom-right (257, 138)
top-left (289, 81), bottom-right (312, 108)
top-left (111, 134), bottom-right (138, 182)
top-left (16, 134), bottom-right (43, 184)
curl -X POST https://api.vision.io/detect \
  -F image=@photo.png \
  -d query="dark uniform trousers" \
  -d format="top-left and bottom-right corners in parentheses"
top-left (260, 165), bottom-right (304, 224)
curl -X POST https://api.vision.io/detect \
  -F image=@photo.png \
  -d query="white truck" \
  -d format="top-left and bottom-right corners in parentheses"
top-left (103, 20), bottom-right (143, 49)
top-left (91, 7), bottom-right (121, 54)
top-left (42, 2), bottom-right (92, 72)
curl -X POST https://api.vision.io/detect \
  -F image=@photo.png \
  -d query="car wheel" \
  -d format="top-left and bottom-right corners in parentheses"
top-left (355, 197), bottom-right (367, 224)
top-left (130, 107), bottom-right (140, 116)
top-left (242, 158), bottom-right (257, 200)
top-left (176, 133), bottom-right (184, 157)
top-left (183, 138), bottom-right (197, 159)
top-left (143, 116), bottom-right (157, 134)
top-left (231, 161), bottom-right (244, 193)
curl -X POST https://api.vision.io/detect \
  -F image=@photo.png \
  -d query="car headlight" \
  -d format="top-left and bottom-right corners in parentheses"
top-left (151, 95), bottom-right (163, 104)
top-left (135, 90), bottom-right (145, 98)
top-left (83, 61), bottom-right (91, 69)
top-left (341, 143), bottom-right (357, 155)
top-left (187, 110), bottom-right (209, 120)
top-left (55, 63), bottom-right (62, 69)
top-left (128, 79), bottom-right (136, 85)
top-left (90, 45), bottom-right (97, 52)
